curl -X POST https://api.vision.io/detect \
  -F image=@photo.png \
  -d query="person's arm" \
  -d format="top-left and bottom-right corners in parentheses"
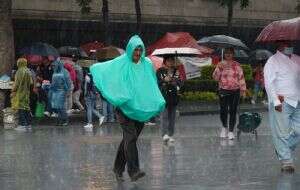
top-left (212, 64), bottom-right (222, 81)
top-left (237, 66), bottom-right (247, 95)
top-left (264, 60), bottom-right (281, 107)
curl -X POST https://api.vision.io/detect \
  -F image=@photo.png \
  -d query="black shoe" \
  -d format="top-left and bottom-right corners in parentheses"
top-left (113, 171), bottom-right (124, 182)
top-left (281, 164), bottom-right (295, 173)
top-left (130, 171), bottom-right (146, 182)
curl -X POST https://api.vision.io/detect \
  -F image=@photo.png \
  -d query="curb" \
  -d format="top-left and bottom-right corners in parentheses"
top-left (179, 107), bottom-right (268, 116)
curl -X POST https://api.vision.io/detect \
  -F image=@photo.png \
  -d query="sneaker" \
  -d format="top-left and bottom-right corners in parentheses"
top-left (281, 162), bottom-right (295, 173)
top-left (228, 132), bottom-right (235, 140)
top-left (44, 111), bottom-right (51, 117)
top-left (262, 100), bottom-right (268, 105)
top-left (169, 137), bottom-right (175, 143)
top-left (130, 171), bottom-right (146, 182)
top-left (251, 100), bottom-right (256, 105)
top-left (51, 113), bottom-right (58, 118)
top-left (145, 122), bottom-right (156, 126)
top-left (220, 128), bottom-right (228, 138)
top-left (163, 134), bottom-right (170, 142)
top-left (14, 125), bottom-right (27, 132)
top-left (99, 116), bottom-right (105, 126)
top-left (61, 122), bottom-right (68, 127)
top-left (84, 124), bottom-right (93, 131)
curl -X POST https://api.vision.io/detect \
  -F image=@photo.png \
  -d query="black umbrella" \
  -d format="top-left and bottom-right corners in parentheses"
top-left (19, 42), bottom-right (59, 57)
top-left (198, 35), bottom-right (249, 50)
top-left (249, 49), bottom-right (273, 61)
top-left (58, 46), bottom-right (88, 59)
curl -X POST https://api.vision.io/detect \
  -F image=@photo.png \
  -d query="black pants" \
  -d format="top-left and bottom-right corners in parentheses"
top-left (219, 89), bottom-right (240, 132)
top-left (114, 111), bottom-right (144, 177)
top-left (18, 109), bottom-right (31, 126)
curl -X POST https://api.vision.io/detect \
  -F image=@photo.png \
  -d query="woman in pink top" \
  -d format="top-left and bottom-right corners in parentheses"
top-left (213, 47), bottom-right (246, 140)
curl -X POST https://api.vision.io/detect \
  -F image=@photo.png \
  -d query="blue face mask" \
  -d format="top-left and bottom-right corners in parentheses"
top-left (283, 47), bottom-right (294, 55)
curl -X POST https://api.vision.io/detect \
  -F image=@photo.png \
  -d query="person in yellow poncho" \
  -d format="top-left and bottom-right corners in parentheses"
top-left (11, 58), bottom-right (33, 131)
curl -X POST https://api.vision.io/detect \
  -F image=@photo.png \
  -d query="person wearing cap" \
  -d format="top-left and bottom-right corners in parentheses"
top-left (264, 42), bottom-right (300, 173)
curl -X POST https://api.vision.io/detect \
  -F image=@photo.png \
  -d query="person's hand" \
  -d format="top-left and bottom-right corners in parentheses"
top-left (164, 76), bottom-right (171, 82)
top-left (275, 104), bottom-right (283, 112)
top-left (241, 91), bottom-right (246, 98)
top-left (278, 95), bottom-right (284, 103)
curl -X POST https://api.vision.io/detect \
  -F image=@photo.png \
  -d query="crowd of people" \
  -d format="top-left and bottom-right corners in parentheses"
top-left (11, 56), bottom-right (116, 131)
top-left (10, 35), bottom-right (300, 181)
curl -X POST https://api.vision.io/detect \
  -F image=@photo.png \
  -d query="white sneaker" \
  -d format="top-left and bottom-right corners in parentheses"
top-left (84, 124), bottom-right (93, 131)
top-left (220, 128), bottom-right (228, 138)
top-left (251, 100), bottom-right (256, 105)
top-left (228, 132), bottom-right (235, 140)
top-left (169, 137), bottom-right (175, 143)
top-left (262, 100), bottom-right (268, 105)
top-left (51, 113), bottom-right (58, 118)
top-left (145, 122), bottom-right (156, 126)
top-left (14, 125), bottom-right (27, 132)
top-left (44, 111), bottom-right (51, 117)
top-left (163, 134), bottom-right (170, 142)
top-left (99, 116), bottom-right (105, 126)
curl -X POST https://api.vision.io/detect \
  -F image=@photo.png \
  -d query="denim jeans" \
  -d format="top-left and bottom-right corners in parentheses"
top-left (85, 96), bottom-right (102, 124)
top-left (160, 106), bottom-right (176, 137)
top-left (268, 102), bottom-right (300, 163)
top-left (18, 109), bottom-right (31, 126)
top-left (102, 100), bottom-right (114, 122)
top-left (55, 108), bottom-right (67, 124)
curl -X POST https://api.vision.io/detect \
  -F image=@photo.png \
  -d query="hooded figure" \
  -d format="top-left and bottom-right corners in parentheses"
top-left (50, 60), bottom-right (70, 126)
top-left (11, 58), bottom-right (33, 111)
top-left (11, 58), bottom-right (33, 130)
top-left (90, 35), bottom-right (165, 122)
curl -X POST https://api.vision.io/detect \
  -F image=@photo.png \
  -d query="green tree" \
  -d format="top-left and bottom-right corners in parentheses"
top-left (134, 0), bottom-right (142, 34)
top-left (296, 1), bottom-right (300, 14)
top-left (0, 0), bottom-right (15, 75)
top-left (213, 0), bottom-right (250, 35)
top-left (77, 0), bottom-right (111, 45)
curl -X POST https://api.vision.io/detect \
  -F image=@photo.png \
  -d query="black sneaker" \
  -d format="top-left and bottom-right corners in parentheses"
top-left (113, 171), bottom-right (124, 182)
top-left (281, 163), bottom-right (295, 173)
top-left (130, 171), bottom-right (146, 182)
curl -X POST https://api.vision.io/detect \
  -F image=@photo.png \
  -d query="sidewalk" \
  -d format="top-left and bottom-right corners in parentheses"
top-left (178, 101), bottom-right (268, 116)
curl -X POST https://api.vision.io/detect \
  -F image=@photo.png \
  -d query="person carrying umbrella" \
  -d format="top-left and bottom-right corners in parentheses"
top-left (213, 47), bottom-right (246, 140)
top-left (264, 41), bottom-right (300, 173)
top-left (90, 35), bottom-right (165, 182)
top-left (12, 58), bottom-right (33, 131)
top-left (157, 55), bottom-right (182, 143)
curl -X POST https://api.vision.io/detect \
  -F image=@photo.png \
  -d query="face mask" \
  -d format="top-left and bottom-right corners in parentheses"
top-left (283, 47), bottom-right (294, 55)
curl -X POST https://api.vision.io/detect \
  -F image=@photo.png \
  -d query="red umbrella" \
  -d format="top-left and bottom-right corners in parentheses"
top-left (147, 32), bottom-right (213, 55)
top-left (256, 17), bottom-right (300, 42)
top-left (81, 41), bottom-right (105, 55)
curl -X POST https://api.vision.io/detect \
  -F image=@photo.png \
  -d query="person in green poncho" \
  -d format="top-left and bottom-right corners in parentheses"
top-left (91, 35), bottom-right (165, 182)
top-left (11, 58), bottom-right (33, 131)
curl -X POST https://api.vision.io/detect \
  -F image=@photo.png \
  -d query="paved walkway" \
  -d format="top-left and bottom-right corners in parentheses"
top-left (1, 113), bottom-right (300, 190)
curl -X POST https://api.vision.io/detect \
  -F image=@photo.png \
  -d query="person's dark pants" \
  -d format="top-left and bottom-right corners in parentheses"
top-left (219, 89), bottom-right (240, 132)
top-left (18, 109), bottom-right (31, 126)
top-left (113, 121), bottom-right (144, 177)
top-left (161, 105), bottom-right (176, 137)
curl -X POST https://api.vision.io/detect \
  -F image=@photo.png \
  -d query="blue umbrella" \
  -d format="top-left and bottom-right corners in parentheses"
top-left (19, 42), bottom-right (59, 57)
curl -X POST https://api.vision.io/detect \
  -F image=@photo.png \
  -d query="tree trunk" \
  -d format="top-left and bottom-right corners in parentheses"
top-left (0, 0), bottom-right (14, 76)
top-left (102, 0), bottom-right (110, 45)
top-left (134, 0), bottom-right (142, 34)
top-left (227, 0), bottom-right (233, 35)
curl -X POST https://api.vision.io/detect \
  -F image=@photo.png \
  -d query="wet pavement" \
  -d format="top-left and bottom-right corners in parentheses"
top-left (1, 112), bottom-right (300, 190)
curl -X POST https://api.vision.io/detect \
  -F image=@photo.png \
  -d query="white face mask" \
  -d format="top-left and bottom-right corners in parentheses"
top-left (283, 47), bottom-right (294, 55)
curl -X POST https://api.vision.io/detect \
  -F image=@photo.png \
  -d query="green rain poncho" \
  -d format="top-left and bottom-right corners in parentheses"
top-left (11, 58), bottom-right (33, 110)
top-left (90, 35), bottom-right (165, 122)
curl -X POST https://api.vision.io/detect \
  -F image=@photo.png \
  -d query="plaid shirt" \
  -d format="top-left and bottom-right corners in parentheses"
top-left (213, 61), bottom-right (246, 92)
